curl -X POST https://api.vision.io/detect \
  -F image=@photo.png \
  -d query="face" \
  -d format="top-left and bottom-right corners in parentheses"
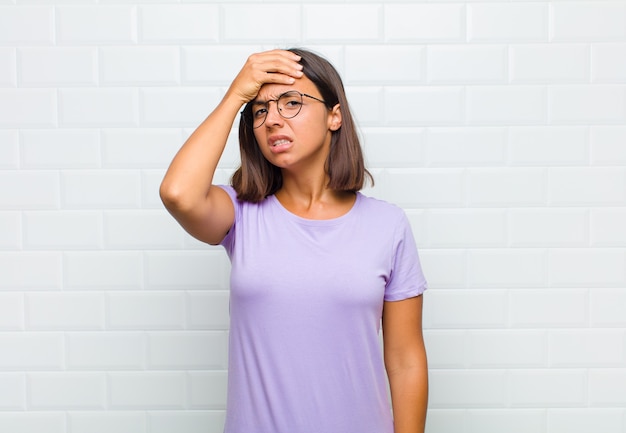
top-left (252, 75), bottom-right (341, 172)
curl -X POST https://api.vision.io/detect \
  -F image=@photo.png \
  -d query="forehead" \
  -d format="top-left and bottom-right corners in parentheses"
top-left (255, 75), bottom-right (319, 102)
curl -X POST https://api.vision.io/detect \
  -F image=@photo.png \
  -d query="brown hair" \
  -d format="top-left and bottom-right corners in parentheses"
top-left (231, 48), bottom-right (373, 203)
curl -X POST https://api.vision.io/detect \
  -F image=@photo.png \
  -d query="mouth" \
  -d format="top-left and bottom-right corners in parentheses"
top-left (271, 138), bottom-right (291, 147)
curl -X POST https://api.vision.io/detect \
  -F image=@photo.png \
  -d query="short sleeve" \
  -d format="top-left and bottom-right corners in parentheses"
top-left (384, 212), bottom-right (427, 301)
top-left (216, 184), bottom-right (240, 254)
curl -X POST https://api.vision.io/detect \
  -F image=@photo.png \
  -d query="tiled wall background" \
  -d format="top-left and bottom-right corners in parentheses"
top-left (1, 1), bottom-right (625, 432)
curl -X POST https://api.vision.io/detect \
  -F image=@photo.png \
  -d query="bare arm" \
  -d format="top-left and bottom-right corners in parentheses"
top-left (382, 295), bottom-right (428, 433)
top-left (159, 50), bottom-right (303, 244)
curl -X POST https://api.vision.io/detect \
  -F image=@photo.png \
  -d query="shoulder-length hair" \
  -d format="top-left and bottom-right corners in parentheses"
top-left (231, 48), bottom-right (373, 203)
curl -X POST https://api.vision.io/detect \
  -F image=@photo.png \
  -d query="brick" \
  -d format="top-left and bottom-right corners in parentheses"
top-left (145, 251), bottom-right (229, 290)
top-left (26, 293), bottom-right (105, 330)
top-left (107, 292), bottom-right (185, 330)
top-left (57, 6), bottom-right (136, 44)
top-left (509, 126), bottom-right (588, 166)
top-left (24, 211), bottom-right (102, 249)
top-left (466, 86), bottom-right (547, 125)
top-left (0, 6), bottom-right (53, 44)
top-left (0, 374), bottom-right (24, 410)
top-left (69, 412), bottom-right (147, 433)
top-left (468, 3), bottom-right (548, 42)
top-left (509, 209), bottom-right (588, 247)
top-left (59, 88), bottom-right (138, 127)
top-left (0, 47), bottom-right (16, 86)
top-left (62, 170), bottom-right (141, 209)
top-left (427, 127), bottom-right (506, 167)
top-left (385, 87), bottom-right (464, 125)
top-left (345, 45), bottom-right (424, 83)
top-left (140, 5), bottom-right (218, 43)
top-left (418, 250), bottom-right (466, 289)
top-left (510, 289), bottom-right (587, 328)
top-left (0, 333), bottom-right (63, 369)
top-left (590, 289), bottom-right (626, 327)
top-left (426, 209), bottom-right (506, 248)
top-left (591, 208), bottom-right (626, 246)
top-left (67, 332), bottom-right (145, 370)
top-left (21, 129), bottom-right (100, 169)
top-left (65, 251), bottom-right (142, 290)
top-left (0, 89), bottom-right (56, 127)
top-left (423, 330), bottom-right (467, 368)
top-left (591, 126), bottom-right (626, 164)
top-left (19, 47), bottom-right (97, 86)
top-left (147, 331), bottom-right (228, 369)
top-left (469, 330), bottom-right (547, 368)
top-left (425, 410), bottom-right (465, 433)
top-left (0, 171), bottom-right (59, 210)
top-left (510, 44), bottom-right (590, 83)
top-left (467, 409), bottom-right (546, 433)
top-left (549, 330), bottom-right (625, 367)
top-left (588, 369), bottom-right (626, 405)
top-left (104, 210), bottom-right (185, 249)
top-left (140, 88), bottom-right (221, 127)
top-left (549, 85), bottom-right (626, 123)
top-left (28, 372), bottom-right (106, 409)
top-left (379, 169), bottom-right (465, 208)
top-left (404, 209), bottom-right (426, 247)
top-left (109, 372), bottom-right (185, 409)
top-left (187, 291), bottom-right (230, 330)
top-left (423, 290), bottom-right (507, 329)
top-left (101, 128), bottom-right (182, 168)
top-left (306, 5), bottom-right (380, 41)
top-left (385, 4), bottom-right (464, 42)
top-left (550, 249), bottom-right (626, 288)
top-left (468, 168), bottom-right (547, 206)
top-left (548, 408), bottom-right (624, 433)
top-left (593, 43), bottom-right (626, 83)
top-left (0, 413), bottom-right (65, 433)
top-left (100, 46), bottom-right (179, 85)
top-left (468, 249), bottom-right (546, 288)
top-left (182, 46), bottom-right (261, 85)
top-left (429, 370), bottom-right (506, 407)
top-left (428, 45), bottom-right (507, 84)
top-left (0, 130), bottom-right (18, 168)
top-left (148, 411), bottom-right (224, 433)
top-left (0, 293), bottom-right (22, 330)
top-left (345, 87), bottom-right (384, 126)
top-left (510, 370), bottom-right (586, 407)
top-left (142, 170), bottom-right (166, 209)
top-left (549, 167), bottom-right (626, 206)
top-left (188, 371), bottom-right (228, 409)
top-left (0, 252), bottom-right (62, 289)
top-left (551, 2), bottom-right (626, 42)
top-left (0, 212), bottom-right (20, 249)
top-left (361, 127), bottom-right (425, 168)
top-left (223, 4), bottom-right (299, 42)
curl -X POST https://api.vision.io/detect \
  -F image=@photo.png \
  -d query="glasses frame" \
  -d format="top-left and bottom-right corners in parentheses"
top-left (243, 91), bottom-right (327, 129)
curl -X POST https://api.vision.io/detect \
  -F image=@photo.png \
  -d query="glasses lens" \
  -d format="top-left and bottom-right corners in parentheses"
top-left (277, 92), bottom-right (303, 119)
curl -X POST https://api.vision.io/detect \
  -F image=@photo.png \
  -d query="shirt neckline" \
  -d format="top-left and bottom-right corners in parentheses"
top-left (269, 192), bottom-right (363, 226)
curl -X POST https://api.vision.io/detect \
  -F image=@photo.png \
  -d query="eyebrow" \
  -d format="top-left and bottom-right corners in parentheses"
top-left (252, 91), bottom-right (297, 105)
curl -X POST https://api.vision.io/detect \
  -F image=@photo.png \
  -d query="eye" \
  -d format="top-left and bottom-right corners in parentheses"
top-left (252, 106), bottom-right (267, 118)
top-left (284, 99), bottom-right (302, 108)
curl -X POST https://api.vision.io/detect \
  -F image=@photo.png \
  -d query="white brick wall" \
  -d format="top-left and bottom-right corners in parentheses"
top-left (1, 1), bottom-right (625, 432)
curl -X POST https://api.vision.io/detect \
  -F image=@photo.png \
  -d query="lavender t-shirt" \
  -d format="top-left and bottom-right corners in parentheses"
top-left (218, 185), bottom-right (427, 433)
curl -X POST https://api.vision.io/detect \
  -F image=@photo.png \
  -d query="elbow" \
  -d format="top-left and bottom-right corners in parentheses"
top-left (159, 180), bottom-right (190, 213)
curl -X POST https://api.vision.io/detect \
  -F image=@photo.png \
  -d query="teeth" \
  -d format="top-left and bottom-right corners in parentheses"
top-left (272, 139), bottom-right (289, 147)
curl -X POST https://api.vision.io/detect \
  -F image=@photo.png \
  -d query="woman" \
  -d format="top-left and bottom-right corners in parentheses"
top-left (160, 48), bottom-right (428, 433)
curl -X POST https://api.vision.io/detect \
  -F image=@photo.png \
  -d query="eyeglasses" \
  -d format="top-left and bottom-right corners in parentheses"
top-left (246, 91), bottom-right (326, 129)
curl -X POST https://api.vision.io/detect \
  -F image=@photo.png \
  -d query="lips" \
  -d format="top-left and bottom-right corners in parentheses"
top-left (268, 135), bottom-right (293, 153)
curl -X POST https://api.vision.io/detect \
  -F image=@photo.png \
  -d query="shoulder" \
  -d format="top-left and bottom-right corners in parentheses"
top-left (357, 193), bottom-right (407, 223)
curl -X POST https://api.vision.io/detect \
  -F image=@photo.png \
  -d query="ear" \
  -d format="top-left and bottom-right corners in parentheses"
top-left (328, 103), bottom-right (342, 131)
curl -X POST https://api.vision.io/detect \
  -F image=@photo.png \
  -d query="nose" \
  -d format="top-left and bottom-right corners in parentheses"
top-left (264, 100), bottom-right (283, 126)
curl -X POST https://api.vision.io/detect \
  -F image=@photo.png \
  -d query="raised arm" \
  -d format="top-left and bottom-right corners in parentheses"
top-left (159, 50), bottom-right (304, 244)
